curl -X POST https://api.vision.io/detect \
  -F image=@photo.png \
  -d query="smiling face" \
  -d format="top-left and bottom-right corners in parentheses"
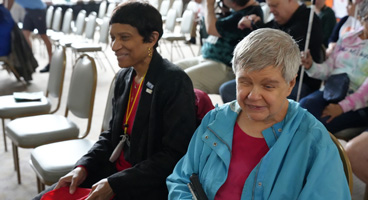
top-left (110, 23), bottom-right (155, 69)
top-left (236, 65), bottom-right (295, 124)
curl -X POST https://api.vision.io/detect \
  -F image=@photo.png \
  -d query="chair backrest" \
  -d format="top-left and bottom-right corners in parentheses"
top-left (101, 77), bottom-right (116, 132)
top-left (61, 8), bottom-right (73, 34)
top-left (329, 132), bottom-right (353, 194)
top-left (66, 54), bottom-right (97, 138)
top-left (99, 16), bottom-right (111, 44)
top-left (186, 1), bottom-right (198, 13)
top-left (106, 2), bottom-right (116, 17)
top-left (84, 11), bottom-right (97, 40)
top-left (98, 0), bottom-right (107, 19)
top-left (180, 9), bottom-right (194, 34)
top-left (165, 9), bottom-right (177, 33)
top-left (172, 0), bottom-right (183, 17)
top-left (51, 7), bottom-right (62, 31)
top-left (46, 45), bottom-right (66, 114)
top-left (46, 6), bottom-right (54, 29)
top-left (159, 0), bottom-right (170, 17)
top-left (74, 10), bottom-right (87, 35)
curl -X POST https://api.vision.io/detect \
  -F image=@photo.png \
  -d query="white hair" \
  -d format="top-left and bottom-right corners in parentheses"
top-left (232, 28), bottom-right (301, 82)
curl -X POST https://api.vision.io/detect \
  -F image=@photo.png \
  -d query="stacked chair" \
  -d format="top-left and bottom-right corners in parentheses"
top-left (5, 54), bottom-right (98, 184)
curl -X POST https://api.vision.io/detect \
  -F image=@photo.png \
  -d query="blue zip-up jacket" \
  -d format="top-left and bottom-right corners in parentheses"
top-left (167, 100), bottom-right (351, 200)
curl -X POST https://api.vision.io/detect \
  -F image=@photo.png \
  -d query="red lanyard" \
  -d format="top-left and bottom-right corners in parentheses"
top-left (123, 74), bottom-right (145, 135)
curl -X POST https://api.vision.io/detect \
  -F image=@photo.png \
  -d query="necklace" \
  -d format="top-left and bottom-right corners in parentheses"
top-left (123, 74), bottom-right (146, 135)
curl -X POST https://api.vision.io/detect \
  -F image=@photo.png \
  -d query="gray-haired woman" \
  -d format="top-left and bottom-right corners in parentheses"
top-left (167, 28), bottom-right (350, 200)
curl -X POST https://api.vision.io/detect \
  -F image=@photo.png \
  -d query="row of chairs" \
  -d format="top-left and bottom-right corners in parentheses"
top-left (0, 45), bottom-right (116, 192)
top-left (45, 3), bottom-right (116, 73)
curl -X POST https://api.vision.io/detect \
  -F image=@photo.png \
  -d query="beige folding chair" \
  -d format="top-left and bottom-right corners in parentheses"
top-left (5, 54), bottom-right (97, 184)
top-left (105, 2), bottom-right (116, 17)
top-left (30, 76), bottom-right (116, 192)
top-left (161, 9), bottom-right (195, 60)
top-left (71, 16), bottom-right (114, 73)
top-left (0, 45), bottom-right (66, 152)
top-left (329, 132), bottom-right (353, 195)
top-left (160, 0), bottom-right (170, 22)
top-left (59, 9), bottom-right (87, 48)
top-left (50, 8), bottom-right (73, 44)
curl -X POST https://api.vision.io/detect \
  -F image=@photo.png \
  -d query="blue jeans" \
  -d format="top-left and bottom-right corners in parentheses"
top-left (299, 90), bottom-right (368, 133)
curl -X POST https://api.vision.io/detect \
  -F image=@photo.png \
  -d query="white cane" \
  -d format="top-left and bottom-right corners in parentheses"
top-left (296, 0), bottom-right (315, 102)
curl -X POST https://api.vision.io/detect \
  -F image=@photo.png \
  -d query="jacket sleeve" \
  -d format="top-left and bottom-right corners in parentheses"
top-left (339, 77), bottom-right (368, 112)
top-left (166, 110), bottom-right (213, 199)
top-left (298, 139), bottom-right (351, 199)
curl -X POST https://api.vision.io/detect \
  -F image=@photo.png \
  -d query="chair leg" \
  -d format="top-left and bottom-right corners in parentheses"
top-left (12, 142), bottom-right (21, 184)
top-left (37, 177), bottom-right (45, 193)
top-left (1, 119), bottom-right (7, 152)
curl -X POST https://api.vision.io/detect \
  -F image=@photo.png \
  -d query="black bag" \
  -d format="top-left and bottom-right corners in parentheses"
top-left (323, 73), bottom-right (350, 103)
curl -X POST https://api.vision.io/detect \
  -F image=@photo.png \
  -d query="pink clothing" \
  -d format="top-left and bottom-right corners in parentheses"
top-left (307, 28), bottom-right (368, 112)
top-left (214, 123), bottom-right (269, 200)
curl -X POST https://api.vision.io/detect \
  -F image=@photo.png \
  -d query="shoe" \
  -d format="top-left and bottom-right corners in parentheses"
top-left (185, 37), bottom-right (196, 45)
top-left (40, 64), bottom-right (50, 73)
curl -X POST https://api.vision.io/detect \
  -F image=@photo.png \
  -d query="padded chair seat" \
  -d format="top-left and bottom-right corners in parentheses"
top-left (0, 95), bottom-right (51, 118)
top-left (30, 139), bottom-right (95, 184)
top-left (71, 43), bottom-right (102, 52)
top-left (161, 33), bottom-right (186, 41)
top-left (6, 114), bottom-right (79, 148)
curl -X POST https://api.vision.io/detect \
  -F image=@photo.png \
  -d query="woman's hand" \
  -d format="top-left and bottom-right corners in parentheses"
top-left (301, 50), bottom-right (313, 70)
top-left (321, 103), bottom-right (343, 123)
top-left (85, 178), bottom-right (115, 200)
top-left (238, 15), bottom-right (260, 30)
top-left (54, 166), bottom-right (87, 194)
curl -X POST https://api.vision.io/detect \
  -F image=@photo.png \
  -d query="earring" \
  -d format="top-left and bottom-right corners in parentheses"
top-left (148, 47), bottom-right (152, 57)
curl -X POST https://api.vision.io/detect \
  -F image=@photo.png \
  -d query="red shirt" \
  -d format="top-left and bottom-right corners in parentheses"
top-left (215, 122), bottom-right (269, 200)
top-left (116, 79), bottom-right (142, 171)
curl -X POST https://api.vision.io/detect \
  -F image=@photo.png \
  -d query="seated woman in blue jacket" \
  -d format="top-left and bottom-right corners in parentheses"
top-left (166, 28), bottom-right (351, 200)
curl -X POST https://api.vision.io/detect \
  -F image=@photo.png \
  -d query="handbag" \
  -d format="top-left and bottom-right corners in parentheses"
top-left (323, 73), bottom-right (350, 103)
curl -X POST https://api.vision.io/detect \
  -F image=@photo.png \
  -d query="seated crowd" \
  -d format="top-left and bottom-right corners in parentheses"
top-left (2, 0), bottom-right (367, 199)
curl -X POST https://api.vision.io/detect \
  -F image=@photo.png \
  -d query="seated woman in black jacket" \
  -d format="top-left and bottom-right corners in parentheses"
top-left (33, 1), bottom-right (197, 200)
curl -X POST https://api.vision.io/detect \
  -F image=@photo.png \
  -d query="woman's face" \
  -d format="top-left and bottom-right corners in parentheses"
top-left (347, 2), bottom-right (356, 17)
top-left (236, 65), bottom-right (295, 123)
top-left (110, 23), bottom-right (154, 68)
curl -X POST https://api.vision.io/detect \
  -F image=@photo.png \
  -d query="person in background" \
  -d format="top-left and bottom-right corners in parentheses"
top-left (167, 28), bottom-right (350, 200)
top-left (315, 0), bottom-right (336, 47)
top-left (345, 129), bottom-right (368, 186)
top-left (33, 1), bottom-right (197, 199)
top-left (326, 0), bottom-right (361, 57)
top-left (220, 0), bottom-right (323, 103)
top-left (15, 0), bottom-right (52, 73)
top-left (0, 0), bottom-right (14, 57)
top-left (174, 0), bottom-right (263, 95)
top-left (299, 0), bottom-right (368, 134)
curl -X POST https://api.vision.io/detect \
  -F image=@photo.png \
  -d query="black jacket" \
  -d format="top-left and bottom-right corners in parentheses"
top-left (75, 50), bottom-right (197, 199)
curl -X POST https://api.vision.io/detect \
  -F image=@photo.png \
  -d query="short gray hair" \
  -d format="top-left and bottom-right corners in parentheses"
top-left (232, 28), bottom-right (301, 83)
top-left (358, 0), bottom-right (368, 18)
